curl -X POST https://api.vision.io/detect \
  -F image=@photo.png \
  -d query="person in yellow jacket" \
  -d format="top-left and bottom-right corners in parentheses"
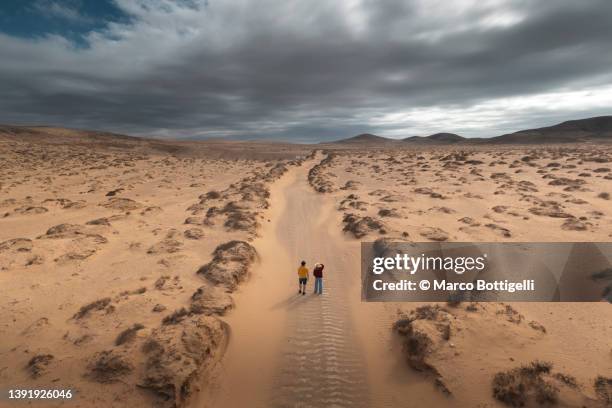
top-left (297, 260), bottom-right (309, 295)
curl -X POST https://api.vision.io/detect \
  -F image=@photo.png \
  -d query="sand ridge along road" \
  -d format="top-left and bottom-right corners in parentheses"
top-left (202, 154), bottom-right (371, 408)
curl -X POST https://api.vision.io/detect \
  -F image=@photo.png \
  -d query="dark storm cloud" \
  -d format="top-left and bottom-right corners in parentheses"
top-left (0, 0), bottom-right (611, 141)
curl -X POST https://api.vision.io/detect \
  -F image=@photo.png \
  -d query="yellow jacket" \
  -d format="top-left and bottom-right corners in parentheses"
top-left (298, 266), bottom-right (309, 278)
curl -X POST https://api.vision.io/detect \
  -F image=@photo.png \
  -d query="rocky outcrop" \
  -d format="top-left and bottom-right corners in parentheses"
top-left (308, 153), bottom-right (337, 193)
top-left (196, 241), bottom-right (257, 291)
top-left (139, 316), bottom-right (227, 407)
top-left (342, 213), bottom-right (386, 238)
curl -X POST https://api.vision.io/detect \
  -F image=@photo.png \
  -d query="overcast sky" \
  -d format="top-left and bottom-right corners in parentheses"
top-left (1, 0), bottom-right (612, 142)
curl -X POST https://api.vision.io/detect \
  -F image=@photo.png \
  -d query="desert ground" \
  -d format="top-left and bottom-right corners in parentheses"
top-left (0, 128), bottom-right (611, 407)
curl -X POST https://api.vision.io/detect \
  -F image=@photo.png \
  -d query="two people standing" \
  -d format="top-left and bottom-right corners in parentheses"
top-left (297, 260), bottom-right (324, 295)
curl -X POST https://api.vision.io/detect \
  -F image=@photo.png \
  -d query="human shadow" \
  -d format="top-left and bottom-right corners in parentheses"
top-left (270, 292), bottom-right (316, 310)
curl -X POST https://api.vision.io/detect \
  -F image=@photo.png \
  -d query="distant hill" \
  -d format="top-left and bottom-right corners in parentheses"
top-left (0, 125), bottom-right (142, 143)
top-left (0, 125), bottom-right (192, 154)
top-left (403, 132), bottom-right (465, 144)
top-left (330, 132), bottom-right (466, 144)
top-left (542, 116), bottom-right (612, 133)
top-left (328, 133), bottom-right (398, 144)
top-left (489, 116), bottom-right (612, 144)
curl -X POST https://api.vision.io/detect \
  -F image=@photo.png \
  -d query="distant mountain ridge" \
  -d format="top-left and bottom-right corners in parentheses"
top-left (546, 116), bottom-right (612, 133)
top-left (330, 133), bottom-right (398, 144)
top-left (488, 116), bottom-right (612, 144)
top-left (403, 132), bottom-right (465, 144)
top-left (0, 125), bottom-right (142, 142)
top-left (330, 131), bottom-right (467, 144)
top-left (329, 116), bottom-right (612, 145)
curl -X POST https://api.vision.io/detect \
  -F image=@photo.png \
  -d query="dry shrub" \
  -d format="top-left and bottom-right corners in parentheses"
top-left (594, 376), bottom-right (611, 404)
top-left (26, 354), bottom-right (53, 378)
top-left (73, 297), bottom-right (112, 319)
top-left (115, 323), bottom-right (145, 346)
top-left (492, 361), bottom-right (558, 406)
top-left (87, 350), bottom-right (133, 383)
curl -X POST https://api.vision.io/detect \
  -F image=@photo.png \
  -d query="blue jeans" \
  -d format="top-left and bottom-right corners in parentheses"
top-left (314, 277), bottom-right (323, 294)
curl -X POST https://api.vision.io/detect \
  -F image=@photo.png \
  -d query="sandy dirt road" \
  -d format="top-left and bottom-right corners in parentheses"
top-left (267, 159), bottom-right (370, 408)
top-left (199, 156), bottom-right (448, 408)
top-left (202, 157), bottom-right (370, 407)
